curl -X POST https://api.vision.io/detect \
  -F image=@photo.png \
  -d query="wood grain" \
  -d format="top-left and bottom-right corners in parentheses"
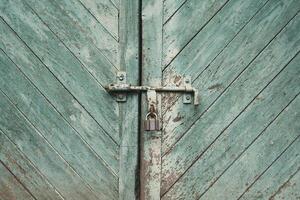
top-left (162, 52), bottom-right (300, 199)
top-left (162, 12), bottom-right (300, 194)
top-left (162, 0), bottom-right (300, 155)
top-left (0, 0), bottom-right (120, 141)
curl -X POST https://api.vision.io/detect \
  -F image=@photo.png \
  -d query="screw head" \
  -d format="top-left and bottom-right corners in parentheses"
top-left (118, 74), bottom-right (124, 81)
top-left (186, 95), bottom-right (191, 100)
top-left (118, 94), bottom-right (124, 99)
top-left (185, 79), bottom-right (190, 84)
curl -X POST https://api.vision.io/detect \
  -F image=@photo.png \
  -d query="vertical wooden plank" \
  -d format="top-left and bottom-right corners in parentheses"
top-left (140, 0), bottom-right (163, 199)
top-left (118, 0), bottom-right (139, 199)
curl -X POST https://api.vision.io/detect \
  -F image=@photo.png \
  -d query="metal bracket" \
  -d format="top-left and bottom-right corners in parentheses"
top-left (115, 71), bottom-right (127, 102)
top-left (105, 72), bottom-right (199, 105)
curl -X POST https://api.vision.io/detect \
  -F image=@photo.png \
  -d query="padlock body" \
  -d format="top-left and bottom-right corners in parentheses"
top-left (144, 118), bottom-right (160, 131)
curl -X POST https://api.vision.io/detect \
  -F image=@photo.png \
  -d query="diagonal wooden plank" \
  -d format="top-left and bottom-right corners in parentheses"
top-left (0, 161), bottom-right (35, 200)
top-left (239, 140), bottom-right (300, 199)
top-left (161, 13), bottom-right (300, 194)
top-left (268, 170), bottom-right (300, 200)
top-left (201, 97), bottom-right (300, 200)
top-left (162, 0), bottom-right (300, 154)
top-left (163, 0), bottom-right (186, 23)
top-left (110, 0), bottom-right (119, 10)
top-left (163, 0), bottom-right (228, 67)
top-left (0, 131), bottom-right (65, 200)
top-left (162, 53), bottom-right (300, 199)
top-left (0, 93), bottom-right (100, 200)
top-left (0, 50), bottom-right (118, 199)
top-left (26, 0), bottom-right (117, 84)
top-left (163, 0), bottom-right (268, 71)
top-left (79, 0), bottom-right (119, 40)
top-left (0, 0), bottom-right (120, 140)
top-left (51, 0), bottom-right (118, 67)
top-left (0, 18), bottom-right (119, 176)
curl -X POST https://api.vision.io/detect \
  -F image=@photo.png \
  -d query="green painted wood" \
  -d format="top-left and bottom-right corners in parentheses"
top-left (163, 0), bottom-right (186, 23)
top-left (201, 96), bottom-right (300, 200)
top-left (162, 52), bottom-right (300, 199)
top-left (50, 0), bottom-right (118, 66)
top-left (163, 0), bottom-right (228, 66)
top-left (162, 0), bottom-right (300, 155)
top-left (79, 0), bottom-right (119, 40)
top-left (240, 139), bottom-right (300, 199)
top-left (140, 0), bottom-right (163, 199)
top-left (0, 91), bottom-right (100, 200)
top-left (0, 0), bottom-right (120, 142)
top-left (161, 11), bottom-right (300, 195)
top-left (0, 161), bottom-right (35, 200)
top-left (269, 170), bottom-right (300, 200)
top-left (0, 18), bottom-right (119, 176)
top-left (163, 0), bottom-right (268, 76)
top-left (0, 50), bottom-right (118, 199)
top-left (0, 0), bottom-right (139, 199)
top-left (0, 130), bottom-right (64, 200)
top-left (118, 0), bottom-right (139, 199)
top-left (25, 0), bottom-right (117, 89)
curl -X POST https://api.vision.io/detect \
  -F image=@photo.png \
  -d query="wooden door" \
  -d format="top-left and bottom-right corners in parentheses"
top-left (0, 0), bottom-right (139, 199)
top-left (140, 0), bottom-right (300, 199)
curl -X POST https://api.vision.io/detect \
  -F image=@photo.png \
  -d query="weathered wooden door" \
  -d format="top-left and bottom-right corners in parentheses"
top-left (1, 0), bottom-right (300, 200)
top-left (0, 0), bottom-right (139, 199)
top-left (140, 0), bottom-right (300, 199)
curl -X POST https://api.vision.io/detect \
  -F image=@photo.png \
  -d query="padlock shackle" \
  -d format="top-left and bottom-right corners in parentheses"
top-left (145, 112), bottom-right (158, 120)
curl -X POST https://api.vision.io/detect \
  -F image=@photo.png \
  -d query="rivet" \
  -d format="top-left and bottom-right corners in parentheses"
top-left (119, 74), bottom-right (124, 81)
top-left (186, 96), bottom-right (191, 100)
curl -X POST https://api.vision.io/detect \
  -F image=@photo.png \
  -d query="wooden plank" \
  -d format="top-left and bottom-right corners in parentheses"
top-left (26, 0), bottom-right (117, 85)
top-left (110, 0), bottom-right (119, 10)
top-left (163, 0), bottom-right (267, 71)
top-left (0, 51), bottom-right (118, 199)
top-left (0, 93), bottom-right (99, 200)
top-left (51, 0), bottom-right (118, 66)
top-left (269, 170), bottom-right (300, 200)
top-left (0, 161), bottom-right (35, 200)
top-left (0, 18), bottom-right (119, 176)
top-left (163, 0), bottom-right (186, 23)
top-left (161, 12), bottom-right (300, 194)
top-left (162, 52), bottom-right (300, 199)
top-left (0, 131), bottom-right (64, 200)
top-left (201, 97), bottom-right (300, 200)
top-left (162, 0), bottom-right (300, 154)
top-left (0, 0), bottom-right (120, 141)
top-left (140, 0), bottom-right (163, 199)
top-left (163, 0), bottom-right (228, 66)
top-left (240, 139), bottom-right (300, 199)
top-left (79, 0), bottom-right (119, 40)
top-left (118, 0), bottom-right (139, 199)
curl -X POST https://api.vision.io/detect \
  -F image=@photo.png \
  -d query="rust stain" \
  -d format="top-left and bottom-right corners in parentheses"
top-left (269, 181), bottom-right (292, 200)
top-left (208, 83), bottom-right (223, 90)
top-left (0, 183), bottom-right (16, 200)
top-left (161, 171), bottom-right (180, 195)
top-left (173, 75), bottom-right (182, 86)
top-left (172, 112), bottom-right (183, 122)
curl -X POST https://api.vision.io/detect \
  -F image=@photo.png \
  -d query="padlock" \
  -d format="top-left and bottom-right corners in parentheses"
top-left (144, 112), bottom-right (160, 131)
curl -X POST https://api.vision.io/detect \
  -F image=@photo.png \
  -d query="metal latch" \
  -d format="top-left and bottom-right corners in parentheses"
top-left (105, 72), bottom-right (199, 131)
top-left (105, 72), bottom-right (199, 105)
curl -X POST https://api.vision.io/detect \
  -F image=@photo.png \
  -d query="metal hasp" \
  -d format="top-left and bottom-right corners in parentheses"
top-left (105, 72), bottom-right (199, 105)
